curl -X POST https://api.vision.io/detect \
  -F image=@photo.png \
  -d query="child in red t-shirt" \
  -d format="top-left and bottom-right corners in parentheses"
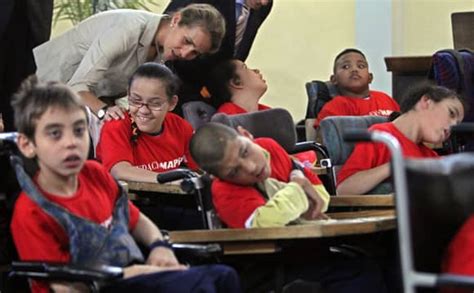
top-left (337, 84), bottom-right (465, 195)
top-left (96, 63), bottom-right (198, 183)
top-left (207, 59), bottom-right (316, 166)
top-left (189, 122), bottom-right (330, 229)
top-left (207, 59), bottom-right (270, 114)
top-left (10, 77), bottom-right (239, 293)
top-left (313, 48), bottom-right (400, 129)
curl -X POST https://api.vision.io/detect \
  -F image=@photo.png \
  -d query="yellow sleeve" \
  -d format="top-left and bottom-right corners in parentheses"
top-left (250, 182), bottom-right (309, 228)
top-left (313, 184), bottom-right (330, 213)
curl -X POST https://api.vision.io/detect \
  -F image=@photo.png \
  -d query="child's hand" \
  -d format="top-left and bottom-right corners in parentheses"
top-left (290, 170), bottom-right (328, 220)
top-left (146, 246), bottom-right (185, 268)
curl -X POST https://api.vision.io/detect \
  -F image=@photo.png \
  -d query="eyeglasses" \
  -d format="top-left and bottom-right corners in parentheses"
top-left (128, 98), bottom-right (168, 111)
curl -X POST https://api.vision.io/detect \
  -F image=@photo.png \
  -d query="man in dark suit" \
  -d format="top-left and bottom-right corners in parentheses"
top-left (0, 0), bottom-right (53, 131)
top-left (164, 0), bottom-right (273, 113)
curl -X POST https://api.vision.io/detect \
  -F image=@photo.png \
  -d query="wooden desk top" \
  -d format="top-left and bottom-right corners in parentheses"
top-left (329, 194), bottom-right (394, 207)
top-left (169, 209), bottom-right (395, 244)
top-left (384, 56), bottom-right (432, 73)
top-left (124, 181), bottom-right (186, 194)
top-left (123, 179), bottom-right (394, 208)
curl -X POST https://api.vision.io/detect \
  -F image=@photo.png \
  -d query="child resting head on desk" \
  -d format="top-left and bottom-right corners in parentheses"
top-left (10, 76), bottom-right (240, 293)
top-left (313, 48), bottom-right (400, 129)
top-left (337, 84), bottom-right (465, 195)
top-left (96, 62), bottom-right (198, 183)
top-left (189, 122), bottom-right (330, 228)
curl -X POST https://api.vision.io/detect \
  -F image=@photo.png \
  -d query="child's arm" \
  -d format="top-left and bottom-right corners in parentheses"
top-left (336, 163), bottom-right (390, 195)
top-left (131, 212), bottom-right (186, 268)
top-left (110, 161), bottom-right (161, 183)
top-left (249, 180), bottom-right (309, 228)
top-left (290, 170), bottom-right (330, 220)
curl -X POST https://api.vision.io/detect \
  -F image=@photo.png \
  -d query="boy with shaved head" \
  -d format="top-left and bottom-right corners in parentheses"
top-left (190, 122), bottom-right (330, 228)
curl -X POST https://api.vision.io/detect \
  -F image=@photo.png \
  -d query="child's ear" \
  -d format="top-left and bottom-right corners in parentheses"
top-left (330, 74), bottom-right (337, 85)
top-left (17, 134), bottom-right (36, 159)
top-left (368, 73), bottom-right (374, 84)
top-left (418, 94), bottom-right (431, 110)
top-left (229, 76), bottom-right (243, 89)
top-left (236, 125), bottom-right (254, 139)
top-left (171, 13), bottom-right (181, 27)
top-left (167, 95), bottom-right (179, 112)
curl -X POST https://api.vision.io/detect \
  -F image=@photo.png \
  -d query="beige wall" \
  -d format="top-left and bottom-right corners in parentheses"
top-left (246, 0), bottom-right (356, 122)
top-left (51, 0), bottom-right (474, 121)
top-left (392, 0), bottom-right (474, 56)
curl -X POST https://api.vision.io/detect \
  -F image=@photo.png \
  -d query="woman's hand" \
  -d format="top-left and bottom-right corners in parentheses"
top-left (104, 105), bottom-right (126, 121)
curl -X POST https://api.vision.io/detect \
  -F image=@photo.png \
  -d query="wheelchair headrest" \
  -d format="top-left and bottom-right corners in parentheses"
top-left (211, 108), bottom-right (297, 152)
top-left (182, 101), bottom-right (216, 129)
top-left (320, 115), bottom-right (388, 165)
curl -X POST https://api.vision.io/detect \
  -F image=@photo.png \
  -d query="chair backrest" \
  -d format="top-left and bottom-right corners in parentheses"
top-left (452, 11), bottom-right (474, 50)
top-left (182, 101), bottom-right (216, 129)
top-left (211, 108), bottom-right (297, 153)
top-left (304, 80), bottom-right (339, 119)
top-left (211, 109), bottom-right (337, 194)
top-left (320, 115), bottom-right (388, 166)
top-left (405, 153), bottom-right (474, 273)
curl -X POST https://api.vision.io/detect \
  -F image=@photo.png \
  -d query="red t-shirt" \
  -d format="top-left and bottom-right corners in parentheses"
top-left (212, 138), bottom-right (322, 228)
top-left (96, 112), bottom-right (197, 172)
top-left (443, 215), bottom-right (474, 287)
top-left (11, 160), bottom-right (140, 293)
top-left (337, 122), bottom-right (439, 185)
top-left (216, 102), bottom-right (271, 115)
top-left (314, 90), bottom-right (400, 128)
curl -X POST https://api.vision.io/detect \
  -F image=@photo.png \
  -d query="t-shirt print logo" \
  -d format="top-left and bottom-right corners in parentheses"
top-left (138, 156), bottom-right (186, 171)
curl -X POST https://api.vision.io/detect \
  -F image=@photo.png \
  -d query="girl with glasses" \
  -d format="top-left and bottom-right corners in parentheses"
top-left (96, 63), bottom-right (198, 183)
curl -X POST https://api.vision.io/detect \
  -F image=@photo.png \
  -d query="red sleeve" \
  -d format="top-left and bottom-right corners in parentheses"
top-left (303, 166), bottom-right (322, 185)
top-left (96, 115), bottom-right (134, 171)
top-left (11, 195), bottom-right (70, 263)
top-left (337, 141), bottom-right (389, 185)
top-left (181, 119), bottom-right (199, 170)
top-left (443, 216), bottom-right (474, 276)
top-left (212, 180), bottom-right (266, 228)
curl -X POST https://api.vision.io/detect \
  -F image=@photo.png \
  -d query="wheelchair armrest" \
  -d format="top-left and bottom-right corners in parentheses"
top-left (437, 273), bottom-right (474, 288)
top-left (172, 243), bottom-right (222, 259)
top-left (9, 261), bottom-right (123, 283)
top-left (292, 141), bottom-right (330, 160)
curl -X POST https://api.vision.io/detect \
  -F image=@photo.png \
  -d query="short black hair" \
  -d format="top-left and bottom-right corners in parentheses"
top-left (400, 83), bottom-right (466, 113)
top-left (190, 122), bottom-right (238, 176)
top-left (206, 59), bottom-right (238, 108)
top-left (333, 48), bottom-right (367, 72)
